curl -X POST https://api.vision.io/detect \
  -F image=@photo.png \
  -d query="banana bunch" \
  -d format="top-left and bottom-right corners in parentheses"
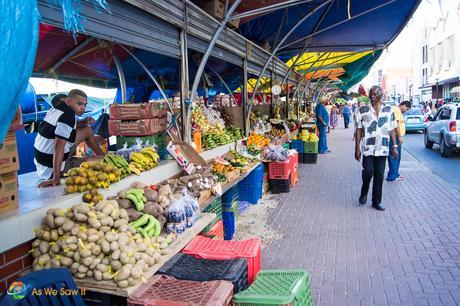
top-left (102, 153), bottom-right (131, 178)
top-left (122, 188), bottom-right (146, 211)
top-left (141, 147), bottom-right (160, 166)
top-left (129, 148), bottom-right (160, 174)
top-left (226, 126), bottom-right (244, 141)
top-left (129, 214), bottom-right (162, 238)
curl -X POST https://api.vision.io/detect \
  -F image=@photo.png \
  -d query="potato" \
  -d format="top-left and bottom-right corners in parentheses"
top-left (86, 270), bottom-right (93, 278)
top-left (62, 221), bottom-right (75, 232)
top-left (65, 236), bottom-right (78, 244)
top-left (117, 199), bottom-right (131, 210)
top-left (75, 272), bottom-right (86, 279)
top-left (127, 277), bottom-right (139, 287)
top-left (95, 201), bottom-right (106, 211)
top-left (96, 212), bottom-right (107, 220)
top-left (87, 234), bottom-right (99, 243)
top-left (111, 260), bottom-right (122, 271)
top-left (78, 205), bottom-right (90, 215)
top-left (60, 257), bottom-right (73, 267)
top-left (50, 244), bottom-right (60, 254)
top-left (87, 228), bottom-right (98, 236)
top-left (77, 232), bottom-right (88, 241)
top-left (94, 270), bottom-right (103, 281)
top-left (90, 257), bottom-right (102, 270)
top-left (50, 230), bottom-right (59, 242)
top-left (32, 248), bottom-right (41, 258)
top-left (70, 226), bottom-right (79, 236)
top-left (57, 227), bottom-right (65, 236)
top-left (112, 249), bottom-right (121, 260)
top-left (120, 253), bottom-right (130, 265)
top-left (74, 213), bottom-right (88, 222)
top-left (117, 264), bottom-right (132, 281)
top-left (101, 217), bottom-right (114, 227)
top-left (42, 231), bottom-right (51, 242)
top-left (73, 252), bottom-right (80, 262)
top-left (110, 208), bottom-right (120, 220)
top-left (80, 249), bottom-right (92, 258)
top-left (117, 280), bottom-right (129, 288)
top-left (50, 258), bottom-right (61, 268)
top-left (55, 216), bottom-right (67, 226)
top-left (102, 257), bottom-right (110, 265)
top-left (119, 209), bottom-right (129, 220)
top-left (82, 256), bottom-right (94, 267)
top-left (78, 265), bottom-right (89, 274)
top-left (102, 204), bottom-right (114, 216)
top-left (88, 218), bottom-right (101, 228)
top-left (130, 266), bottom-right (142, 279)
top-left (39, 241), bottom-right (50, 254)
top-left (68, 243), bottom-right (78, 252)
top-left (97, 263), bottom-right (109, 273)
top-left (44, 215), bottom-right (55, 229)
top-left (114, 219), bottom-right (128, 229)
top-left (92, 245), bottom-right (102, 256)
top-left (144, 189), bottom-right (158, 202)
top-left (70, 262), bottom-right (80, 274)
top-left (97, 231), bottom-right (105, 239)
top-left (110, 241), bottom-right (119, 252)
top-left (100, 240), bottom-right (110, 254)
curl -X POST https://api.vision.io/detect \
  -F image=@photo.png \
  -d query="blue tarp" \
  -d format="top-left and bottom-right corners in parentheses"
top-left (0, 1), bottom-right (39, 143)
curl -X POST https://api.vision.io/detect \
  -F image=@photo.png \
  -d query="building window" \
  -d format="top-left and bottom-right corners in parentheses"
top-left (447, 35), bottom-right (455, 68)
top-left (422, 68), bottom-right (428, 86)
top-left (422, 45), bottom-right (428, 64)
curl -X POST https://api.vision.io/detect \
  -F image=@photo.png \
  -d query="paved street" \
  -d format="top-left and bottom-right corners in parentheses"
top-left (262, 123), bottom-right (460, 306)
top-left (403, 132), bottom-right (460, 192)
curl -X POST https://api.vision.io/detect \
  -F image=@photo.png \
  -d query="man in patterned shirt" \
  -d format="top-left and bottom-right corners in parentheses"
top-left (355, 86), bottom-right (398, 211)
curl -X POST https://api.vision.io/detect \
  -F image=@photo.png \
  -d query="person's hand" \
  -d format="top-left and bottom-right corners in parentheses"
top-left (355, 148), bottom-right (361, 161)
top-left (85, 117), bottom-right (96, 125)
top-left (392, 147), bottom-right (399, 159)
top-left (327, 126), bottom-right (331, 133)
top-left (398, 137), bottom-right (403, 145)
top-left (38, 178), bottom-right (60, 188)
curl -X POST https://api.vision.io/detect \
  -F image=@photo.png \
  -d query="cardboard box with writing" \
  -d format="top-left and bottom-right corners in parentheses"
top-left (166, 141), bottom-right (207, 174)
top-left (0, 131), bottom-right (20, 175)
top-left (108, 118), bottom-right (167, 136)
top-left (0, 172), bottom-right (19, 214)
top-left (110, 102), bottom-right (168, 120)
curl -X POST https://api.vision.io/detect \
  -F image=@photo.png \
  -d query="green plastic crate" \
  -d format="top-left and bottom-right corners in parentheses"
top-left (303, 141), bottom-right (318, 153)
top-left (233, 270), bottom-right (312, 306)
top-left (222, 201), bottom-right (238, 217)
top-left (202, 197), bottom-right (222, 232)
top-left (282, 143), bottom-right (290, 150)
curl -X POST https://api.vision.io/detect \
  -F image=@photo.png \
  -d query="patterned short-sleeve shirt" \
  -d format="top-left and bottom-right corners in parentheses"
top-left (356, 104), bottom-right (397, 157)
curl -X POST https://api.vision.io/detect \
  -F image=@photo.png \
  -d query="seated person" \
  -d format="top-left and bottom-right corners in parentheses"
top-left (34, 89), bottom-right (104, 188)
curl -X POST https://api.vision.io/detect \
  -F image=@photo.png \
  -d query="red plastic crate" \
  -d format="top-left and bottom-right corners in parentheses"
top-left (268, 158), bottom-right (291, 180)
top-left (201, 220), bottom-right (224, 240)
top-left (182, 236), bottom-right (261, 284)
top-left (290, 167), bottom-right (298, 187)
top-left (127, 275), bottom-right (233, 306)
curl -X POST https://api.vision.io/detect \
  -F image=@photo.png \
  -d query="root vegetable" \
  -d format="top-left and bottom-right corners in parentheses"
top-left (68, 244), bottom-right (78, 251)
top-left (86, 270), bottom-right (93, 278)
top-left (117, 199), bottom-right (131, 209)
top-left (102, 205), bottom-right (114, 216)
top-left (100, 240), bottom-right (110, 254)
top-left (73, 252), bottom-right (80, 262)
top-left (120, 253), bottom-right (130, 265)
top-left (111, 260), bottom-right (122, 271)
top-left (42, 231), bottom-right (51, 242)
top-left (62, 221), bottom-right (75, 232)
top-left (78, 265), bottom-right (89, 274)
top-left (110, 241), bottom-right (119, 252)
top-left (144, 189), bottom-right (158, 202)
top-left (39, 241), bottom-right (50, 254)
top-left (110, 209), bottom-right (120, 220)
top-left (119, 209), bottom-right (129, 220)
top-left (65, 236), bottom-right (78, 244)
top-left (87, 234), bottom-right (99, 242)
top-left (60, 257), bottom-right (73, 267)
top-left (74, 213), bottom-right (88, 222)
top-left (82, 257), bottom-right (94, 267)
top-left (71, 262), bottom-right (80, 274)
top-left (117, 264), bottom-right (132, 281)
top-left (70, 226), bottom-right (79, 236)
top-left (44, 215), bottom-right (55, 229)
top-left (50, 244), bottom-right (60, 254)
top-left (102, 272), bottom-right (114, 280)
top-left (50, 258), bottom-right (61, 268)
top-left (117, 280), bottom-right (129, 288)
top-left (131, 266), bottom-right (142, 279)
top-left (88, 218), bottom-right (101, 228)
top-left (102, 257), bottom-right (110, 265)
top-left (126, 209), bottom-right (143, 222)
top-left (94, 271), bottom-right (103, 281)
top-left (90, 258), bottom-right (102, 270)
top-left (50, 230), bottom-right (59, 242)
top-left (96, 264), bottom-right (109, 273)
top-left (105, 232), bottom-right (118, 242)
top-left (112, 249), bottom-right (121, 260)
top-left (95, 201), bottom-right (106, 211)
top-left (92, 245), bottom-right (102, 256)
top-left (101, 217), bottom-right (114, 227)
top-left (80, 249), bottom-right (92, 258)
top-left (32, 248), bottom-right (41, 258)
top-left (97, 231), bottom-right (105, 239)
top-left (96, 212), bottom-right (107, 220)
top-left (114, 219), bottom-right (128, 229)
top-left (57, 227), bottom-right (65, 236)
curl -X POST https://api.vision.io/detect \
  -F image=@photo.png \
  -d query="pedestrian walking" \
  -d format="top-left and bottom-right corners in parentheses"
top-left (386, 101), bottom-right (410, 181)
top-left (330, 104), bottom-right (339, 129)
top-left (355, 86), bottom-right (398, 211)
top-left (342, 103), bottom-right (352, 129)
top-left (315, 96), bottom-right (330, 153)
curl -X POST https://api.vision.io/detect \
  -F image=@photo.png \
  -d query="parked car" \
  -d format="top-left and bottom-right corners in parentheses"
top-left (383, 100), bottom-right (397, 107)
top-left (424, 103), bottom-right (460, 157)
top-left (404, 107), bottom-right (427, 132)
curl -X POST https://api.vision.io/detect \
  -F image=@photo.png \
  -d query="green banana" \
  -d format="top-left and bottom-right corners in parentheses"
top-left (143, 216), bottom-right (156, 235)
top-left (125, 193), bottom-right (144, 211)
top-left (129, 214), bottom-right (149, 228)
top-left (137, 227), bottom-right (150, 238)
top-left (127, 189), bottom-right (145, 203)
top-left (147, 227), bottom-right (155, 237)
top-left (152, 217), bottom-right (162, 237)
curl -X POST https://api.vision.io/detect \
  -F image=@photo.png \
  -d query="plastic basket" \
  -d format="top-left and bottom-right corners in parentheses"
top-left (201, 219), bottom-right (224, 240)
top-left (223, 201), bottom-right (238, 214)
top-left (268, 159), bottom-right (291, 180)
top-left (223, 210), bottom-right (237, 240)
top-left (290, 140), bottom-right (304, 153)
top-left (290, 167), bottom-right (298, 187)
top-left (202, 197), bottom-right (222, 233)
top-left (289, 151), bottom-right (298, 173)
top-left (233, 270), bottom-right (313, 306)
top-left (303, 141), bottom-right (318, 153)
top-left (238, 201), bottom-right (250, 215)
top-left (238, 182), bottom-right (263, 205)
top-left (182, 236), bottom-right (262, 284)
top-left (127, 275), bottom-right (233, 306)
top-left (222, 185), bottom-right (239, 207)
top-left (241, 163), bottom-right (264, 186)
top-left (157, 253), bottom-right (249, 293)
top-left (302, 153), bottom-right (317, 164)
top-left (269, 176), bottom-right (291, 194)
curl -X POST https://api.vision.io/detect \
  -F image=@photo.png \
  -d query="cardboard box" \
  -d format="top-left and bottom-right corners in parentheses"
top-left (108, 118), bottom-right (167, 136)
top-left (110, 102), bottom-right (168, 120)
top-left (166, 141), bottom-right (207, 174)
top-left (0, 172), bottom-right (19, 214)
top-left (0, 131), bottom-right (20, 175)
top-left (9, 107), bottom-right (23, 131)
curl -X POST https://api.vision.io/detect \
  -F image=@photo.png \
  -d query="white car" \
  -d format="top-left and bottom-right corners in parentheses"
top-left (424, 103), bottom-right (460, 157)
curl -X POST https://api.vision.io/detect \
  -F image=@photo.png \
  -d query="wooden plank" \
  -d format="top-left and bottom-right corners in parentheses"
top-left (75, 212), bottom-right (216, 297)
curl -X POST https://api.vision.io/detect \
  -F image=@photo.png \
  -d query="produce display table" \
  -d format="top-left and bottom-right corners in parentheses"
top-left (75, 212), bottom-right (216, 297)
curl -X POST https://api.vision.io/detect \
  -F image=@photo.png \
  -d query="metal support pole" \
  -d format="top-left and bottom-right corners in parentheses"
top-left (243, 58), bottom-right (249, 137)
top-left (112, 53), bottom-right (127, 103)
top-left (50, 37), bottom-right (95, 71)
top-left (286, 78), bottom-right (290, 118)
top-left (230, 0), bottom-right (314, 20)
top-left (189, 0), bottom-right (242, 102)
top-left (270, 71), bottom-right (274, 117)
top-left (180, 28), bottom-right (189, 141)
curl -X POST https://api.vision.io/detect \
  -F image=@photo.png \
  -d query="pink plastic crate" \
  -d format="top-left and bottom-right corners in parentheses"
top-left (289, 150), bottom-right (298, 173)
top-left (268, 158), bottom-right (291, 180)
top-left (127, 275), bottom-right (233, 306)
top-left (182, 236), bottom-right (261, 284)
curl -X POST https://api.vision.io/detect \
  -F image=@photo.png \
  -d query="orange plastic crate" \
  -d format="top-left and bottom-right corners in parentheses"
top-left (290, 167), bottom-right (298, 187)
top-left (268, 158), bottom-right (291, 180)
top-left (289, 150), bottom-right (298, 173)
top-left (202, 220), bottom-right (224, 240)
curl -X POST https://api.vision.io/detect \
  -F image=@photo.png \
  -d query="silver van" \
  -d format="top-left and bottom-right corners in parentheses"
top-left (424, 103), bottom-right (460, 157)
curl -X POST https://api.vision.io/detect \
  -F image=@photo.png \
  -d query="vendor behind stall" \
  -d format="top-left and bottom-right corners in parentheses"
top-left (34, 89), bottom-right (104, 187)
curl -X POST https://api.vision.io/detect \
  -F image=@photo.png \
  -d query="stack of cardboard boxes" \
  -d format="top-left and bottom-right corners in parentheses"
top-left (109, 102), bottom-right (169, 156)
top-left (0, 108), bottom-right (22, 214)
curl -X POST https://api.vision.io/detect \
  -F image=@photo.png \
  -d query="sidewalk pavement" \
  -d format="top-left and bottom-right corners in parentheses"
top-left (262, 123), bottom-right (460, 306)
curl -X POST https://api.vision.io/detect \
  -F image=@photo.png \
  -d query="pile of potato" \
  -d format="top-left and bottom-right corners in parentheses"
top-left (31, 201), bottom-right (176, 288)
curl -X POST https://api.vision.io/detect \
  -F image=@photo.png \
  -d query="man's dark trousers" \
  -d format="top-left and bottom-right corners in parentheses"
top-left (360, 155), bottom-right (387, 205)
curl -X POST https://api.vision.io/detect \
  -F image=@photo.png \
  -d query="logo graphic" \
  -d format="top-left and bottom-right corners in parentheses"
top-left (7, 281), bottom-right (28, 300)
